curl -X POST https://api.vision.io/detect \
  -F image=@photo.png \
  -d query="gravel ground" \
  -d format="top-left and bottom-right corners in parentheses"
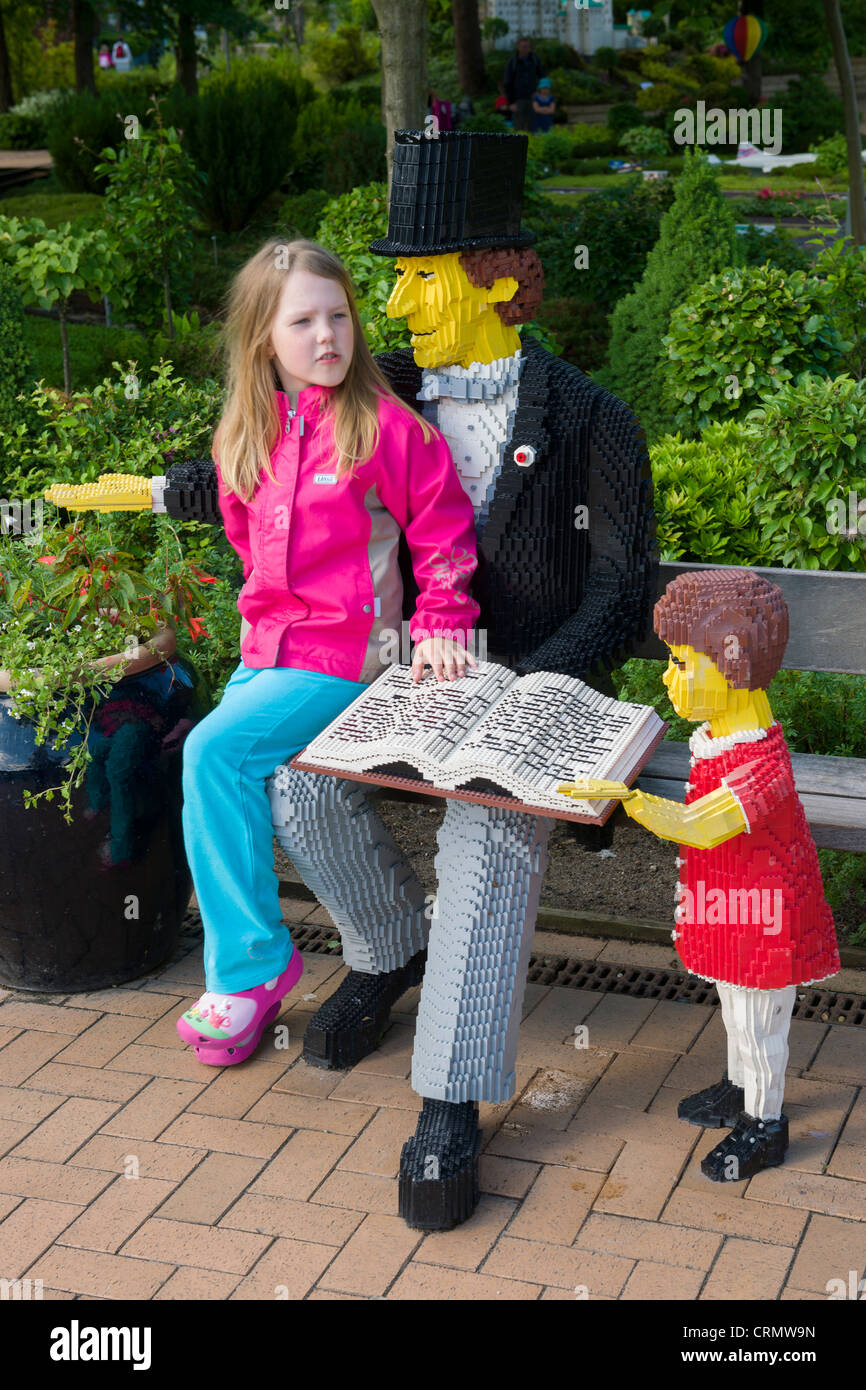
top-left (274, 796), bottom-right (864, 944)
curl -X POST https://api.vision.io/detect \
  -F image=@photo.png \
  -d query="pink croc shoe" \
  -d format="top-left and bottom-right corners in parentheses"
top-left (177, 950), bottom-right (303, 1066)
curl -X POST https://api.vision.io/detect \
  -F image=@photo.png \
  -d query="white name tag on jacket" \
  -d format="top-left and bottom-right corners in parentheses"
top-left (313, 473), bottom-right (337, 485)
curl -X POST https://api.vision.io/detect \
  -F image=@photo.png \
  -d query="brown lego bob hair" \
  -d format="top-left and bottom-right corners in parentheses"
top-left (654, 569), bottom-right (789, 692)
top-left (461, 247), bottom-right (544, 326)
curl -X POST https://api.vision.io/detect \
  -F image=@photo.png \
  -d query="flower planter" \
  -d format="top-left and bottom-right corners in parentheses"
top-left (0, 624), bottom-right (208, 991)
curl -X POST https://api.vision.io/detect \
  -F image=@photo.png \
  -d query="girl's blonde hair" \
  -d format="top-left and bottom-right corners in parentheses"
top-left (214, 238), bottom-right (434, 503)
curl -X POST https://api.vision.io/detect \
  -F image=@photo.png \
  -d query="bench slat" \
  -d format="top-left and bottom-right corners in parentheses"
top-left (643, 738), bottom-right (866, 799)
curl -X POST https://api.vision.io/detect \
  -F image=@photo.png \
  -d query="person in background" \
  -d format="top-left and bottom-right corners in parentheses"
top-left (426, 91), bottom-right (454, 134)
top-left (532, 76), bottom-right (555, 133)
top-left (98, 43), bottom-right (114, 70)
top-left (503, 35), bottom-right (544, 133)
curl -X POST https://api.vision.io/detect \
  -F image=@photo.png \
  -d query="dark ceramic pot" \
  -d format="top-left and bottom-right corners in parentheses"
top-left (0, 652), bottom-right (209, 991)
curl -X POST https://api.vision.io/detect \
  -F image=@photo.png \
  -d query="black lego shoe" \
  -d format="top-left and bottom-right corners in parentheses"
top-left (677, 1074), bottom-right (746, 1129)
top-left (302, 949), bottom-right (426, 1070)
top-left (398, 1098), bottom-right (482, 1231)
top-left (700, 1112), bottom-right (789, 1183)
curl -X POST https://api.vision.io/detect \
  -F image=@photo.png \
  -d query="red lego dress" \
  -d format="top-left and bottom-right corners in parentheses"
top-left (674, 721), bottom-right (839, 990)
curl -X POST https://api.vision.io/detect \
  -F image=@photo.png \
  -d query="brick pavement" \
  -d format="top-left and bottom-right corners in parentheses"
top-left (0, 897), bottom-right (863, 1302)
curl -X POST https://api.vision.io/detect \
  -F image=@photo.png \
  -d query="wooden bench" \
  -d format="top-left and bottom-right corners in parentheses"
top-left (634, 562), bottom-right (866, 853)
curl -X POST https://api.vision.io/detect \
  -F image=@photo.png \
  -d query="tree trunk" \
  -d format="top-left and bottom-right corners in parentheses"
top-left (175, 11), bottom-right (198, 98)
top-left (0, 3), bottom-right (13, 113)
top-left (737, 0), bottom-right (763, 105)
top-left (371, 0), bottom-right (427, 193)
top-left (59, 306), bottom-right (71, 395)
top-left (452, 0), bottom-right (486, 97)
top-left (292, 2), bottom-right (305, 49)
top-left (72, 0), bottom-right (97, 96)
top-left (822, 0), bottom-right (865, 246)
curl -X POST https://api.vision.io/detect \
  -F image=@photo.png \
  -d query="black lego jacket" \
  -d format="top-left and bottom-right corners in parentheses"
top-left (164, 337), bottom-right (657, 683)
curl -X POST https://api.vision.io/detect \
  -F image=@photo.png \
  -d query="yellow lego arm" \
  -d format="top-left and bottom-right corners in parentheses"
top-left (44, 474), bottom-right (155, 513)
top-left (557, 777), bottom-right (748, 849)
top-left (625, 785), bottom-right (748, 850)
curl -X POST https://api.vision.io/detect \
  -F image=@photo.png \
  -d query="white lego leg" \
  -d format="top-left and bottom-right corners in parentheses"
top-left (412, 799), bottom-right (553, 1106)
top-left (717, 983), bottom-right (796, 1121)
top-left (267, 767), bottom-right (428, 974)
top-left (716, 981), bottom-right (746, 1088)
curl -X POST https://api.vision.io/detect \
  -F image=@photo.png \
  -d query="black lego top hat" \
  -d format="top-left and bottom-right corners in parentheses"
top-left (369, 130), bottom-right (536, 257)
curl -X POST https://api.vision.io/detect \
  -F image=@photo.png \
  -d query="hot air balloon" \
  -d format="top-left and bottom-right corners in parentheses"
top-left (723, 13), bottom-right (769, 62)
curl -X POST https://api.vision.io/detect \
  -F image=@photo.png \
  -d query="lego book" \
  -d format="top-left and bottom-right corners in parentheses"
top-left (292, 662), bottom-right (666, 822)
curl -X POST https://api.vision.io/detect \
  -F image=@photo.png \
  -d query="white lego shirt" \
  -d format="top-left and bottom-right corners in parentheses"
top-left (419, 351), bottom-right (522, 515)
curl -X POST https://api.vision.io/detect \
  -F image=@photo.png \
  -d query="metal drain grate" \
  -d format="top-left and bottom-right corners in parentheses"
top-left (184, 913), bottom-right (866, 1030)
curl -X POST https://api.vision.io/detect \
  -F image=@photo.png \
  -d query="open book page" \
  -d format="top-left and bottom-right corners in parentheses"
top-left (438, 670), bottom-right (664, 810)
top-left (301, 662), bottom-right (515, 777)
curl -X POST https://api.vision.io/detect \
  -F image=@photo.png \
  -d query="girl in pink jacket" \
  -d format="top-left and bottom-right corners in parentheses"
top-left (176, 239), bottom-right (480, 1065)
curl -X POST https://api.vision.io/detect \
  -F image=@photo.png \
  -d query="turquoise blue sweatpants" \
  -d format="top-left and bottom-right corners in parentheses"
top-left (181, 661), bottom-right (367, 994)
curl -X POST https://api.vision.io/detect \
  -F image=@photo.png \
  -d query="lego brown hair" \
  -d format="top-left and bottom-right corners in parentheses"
top-left (654, 569), bottom-right (789, 691)
top-left (461, 247), bottom-right (544, 326)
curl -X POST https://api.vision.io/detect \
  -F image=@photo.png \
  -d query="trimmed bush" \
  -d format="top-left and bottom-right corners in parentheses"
top-left (662, 264), bottom-right (848, 436)
top-left (278, 189), bottom-right (333, 239)
top-left (291, 97), bottom-right (386, 196)
top-left (599, 150), bottom-right (738, 441)
top-left (650, 419), bottom-right (768, 564)
top-left (570, 176), bottom-right (674, 312)
top-left (306, 23), bottom-right (378, 87)
top-left (182, 62), bottom-right (315, 232)
top-left (315, 184), bottom-right (408, 355)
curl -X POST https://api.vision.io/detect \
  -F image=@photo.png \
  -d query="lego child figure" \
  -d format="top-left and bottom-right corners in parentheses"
top-left (560, 569), bottom-right (839, 1181)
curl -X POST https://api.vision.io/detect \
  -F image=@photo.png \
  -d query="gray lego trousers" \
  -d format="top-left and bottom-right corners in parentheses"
top-left (268, 767), bottom-right (552, 1105)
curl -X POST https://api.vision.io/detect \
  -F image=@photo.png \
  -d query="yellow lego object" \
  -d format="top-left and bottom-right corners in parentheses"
top-left (388, 253), bottom-right (520, 369)
top-left (44, 474), bottom-right (153, 513)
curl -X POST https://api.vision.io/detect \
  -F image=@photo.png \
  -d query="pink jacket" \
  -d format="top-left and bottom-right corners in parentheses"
top-left (215, 384), bottom-right (480, 683)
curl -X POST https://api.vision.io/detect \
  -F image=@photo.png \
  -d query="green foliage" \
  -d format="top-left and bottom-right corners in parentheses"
top-left (600, 150), bottom-right (738, 442)
top-left (315, 184), bottom-right (409, 355)
top-left (812, 238), bottom-right (866, 382)
top-left (593, 47), bottom-right (619, 75)
top-left (526, 129), bottom-right (574, 172)
top-left (619, 125), bottom-right (669, 163)
top-left (607, 102), bottom-right (644, 139)
top-left (93, 106), bottom-right (204, 333)
top-left (181, 61), bottom-right (315, 233)
top-left (531, 40), bottom-right (582, 72)
top-left (736, 226), bottom-right (808, 276)
top-left (0, 261), bottom-right (31, 428)
top-left (0, 88), bottom-right (69, 150)
top-left (45, 89), bottom-right (173, 195)
top-left (774, 75), bottom-right (843, 151)
top-left (455, 112), bottom-right (510, 134)
top-left (0, 190), bottom-right (104, 231)
top-left (291, 97), bottom-right (386, 196)
top-left (818, 849), bottom-right (866, 942)
top-left (649, 419), bottom-right (769, 565)
top-left (744, 374), bottom-right (866, 572)
top-left (569, 177), bottom-right (674, 312)
top-left (279, 189), bottom-right (334, 239)
top-left (662, 265), bottom-right (848, 436)
top-left (305, 23), bottom-right (379, 87)
top-left (546, 67), bottom-right (605, 105)
top-left (809, 132), bottom-right (849, 179)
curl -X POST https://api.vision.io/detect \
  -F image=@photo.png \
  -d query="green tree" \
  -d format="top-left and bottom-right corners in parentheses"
top-left (598, 149), bottom-right (737, 442)
top-left (0, 260), bottom-right (31, 426)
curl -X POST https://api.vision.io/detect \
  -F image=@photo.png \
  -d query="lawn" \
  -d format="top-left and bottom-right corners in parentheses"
top-left (541, 170), bottom-right (851, 195)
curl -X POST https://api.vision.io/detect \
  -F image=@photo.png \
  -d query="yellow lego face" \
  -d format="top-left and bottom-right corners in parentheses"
top-left (662, 643), bottom-right (733, 720)
top-left (386, 253), bottom-right (519, 369)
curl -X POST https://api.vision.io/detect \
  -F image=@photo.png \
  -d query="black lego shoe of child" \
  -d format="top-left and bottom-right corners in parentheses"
top-left (677, 1074), bottom-right (746, 1129)
top-left (399, 1097), bottom-right (482, 1231)
top-left (700, 1113), bottom-right (789, 1183)
top-left (302, 949), bottom-right (426, 1070)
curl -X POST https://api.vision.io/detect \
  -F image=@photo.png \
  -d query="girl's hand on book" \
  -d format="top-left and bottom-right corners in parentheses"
top-left (411, 636), bottom-right (478, 684)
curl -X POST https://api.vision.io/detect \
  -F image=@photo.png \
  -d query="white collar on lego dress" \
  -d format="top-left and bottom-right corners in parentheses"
top-left (689, 721), bottom-right (779, 761)
top-left (418, 349), bottom-right (522, 403)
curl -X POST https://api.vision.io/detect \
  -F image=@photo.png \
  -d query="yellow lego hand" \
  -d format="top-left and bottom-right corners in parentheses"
top-left (44, 474), bottom-right (153, 513)
top-left (556, 777), bottom-right (636, 801)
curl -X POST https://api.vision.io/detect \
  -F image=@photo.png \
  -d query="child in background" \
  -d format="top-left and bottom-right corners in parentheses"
top-left (176, 239), bottom-right (480, 1066)
top-left (532, 77), bottom-right (555, 132)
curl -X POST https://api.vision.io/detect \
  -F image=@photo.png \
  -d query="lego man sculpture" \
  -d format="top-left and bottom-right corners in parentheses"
top-left (267, 131), bottom-right (656, 1228)
top-left (560, 569), bottom-right (840, 1180)
top-left (50, 133), bottom-right (656, 1229)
